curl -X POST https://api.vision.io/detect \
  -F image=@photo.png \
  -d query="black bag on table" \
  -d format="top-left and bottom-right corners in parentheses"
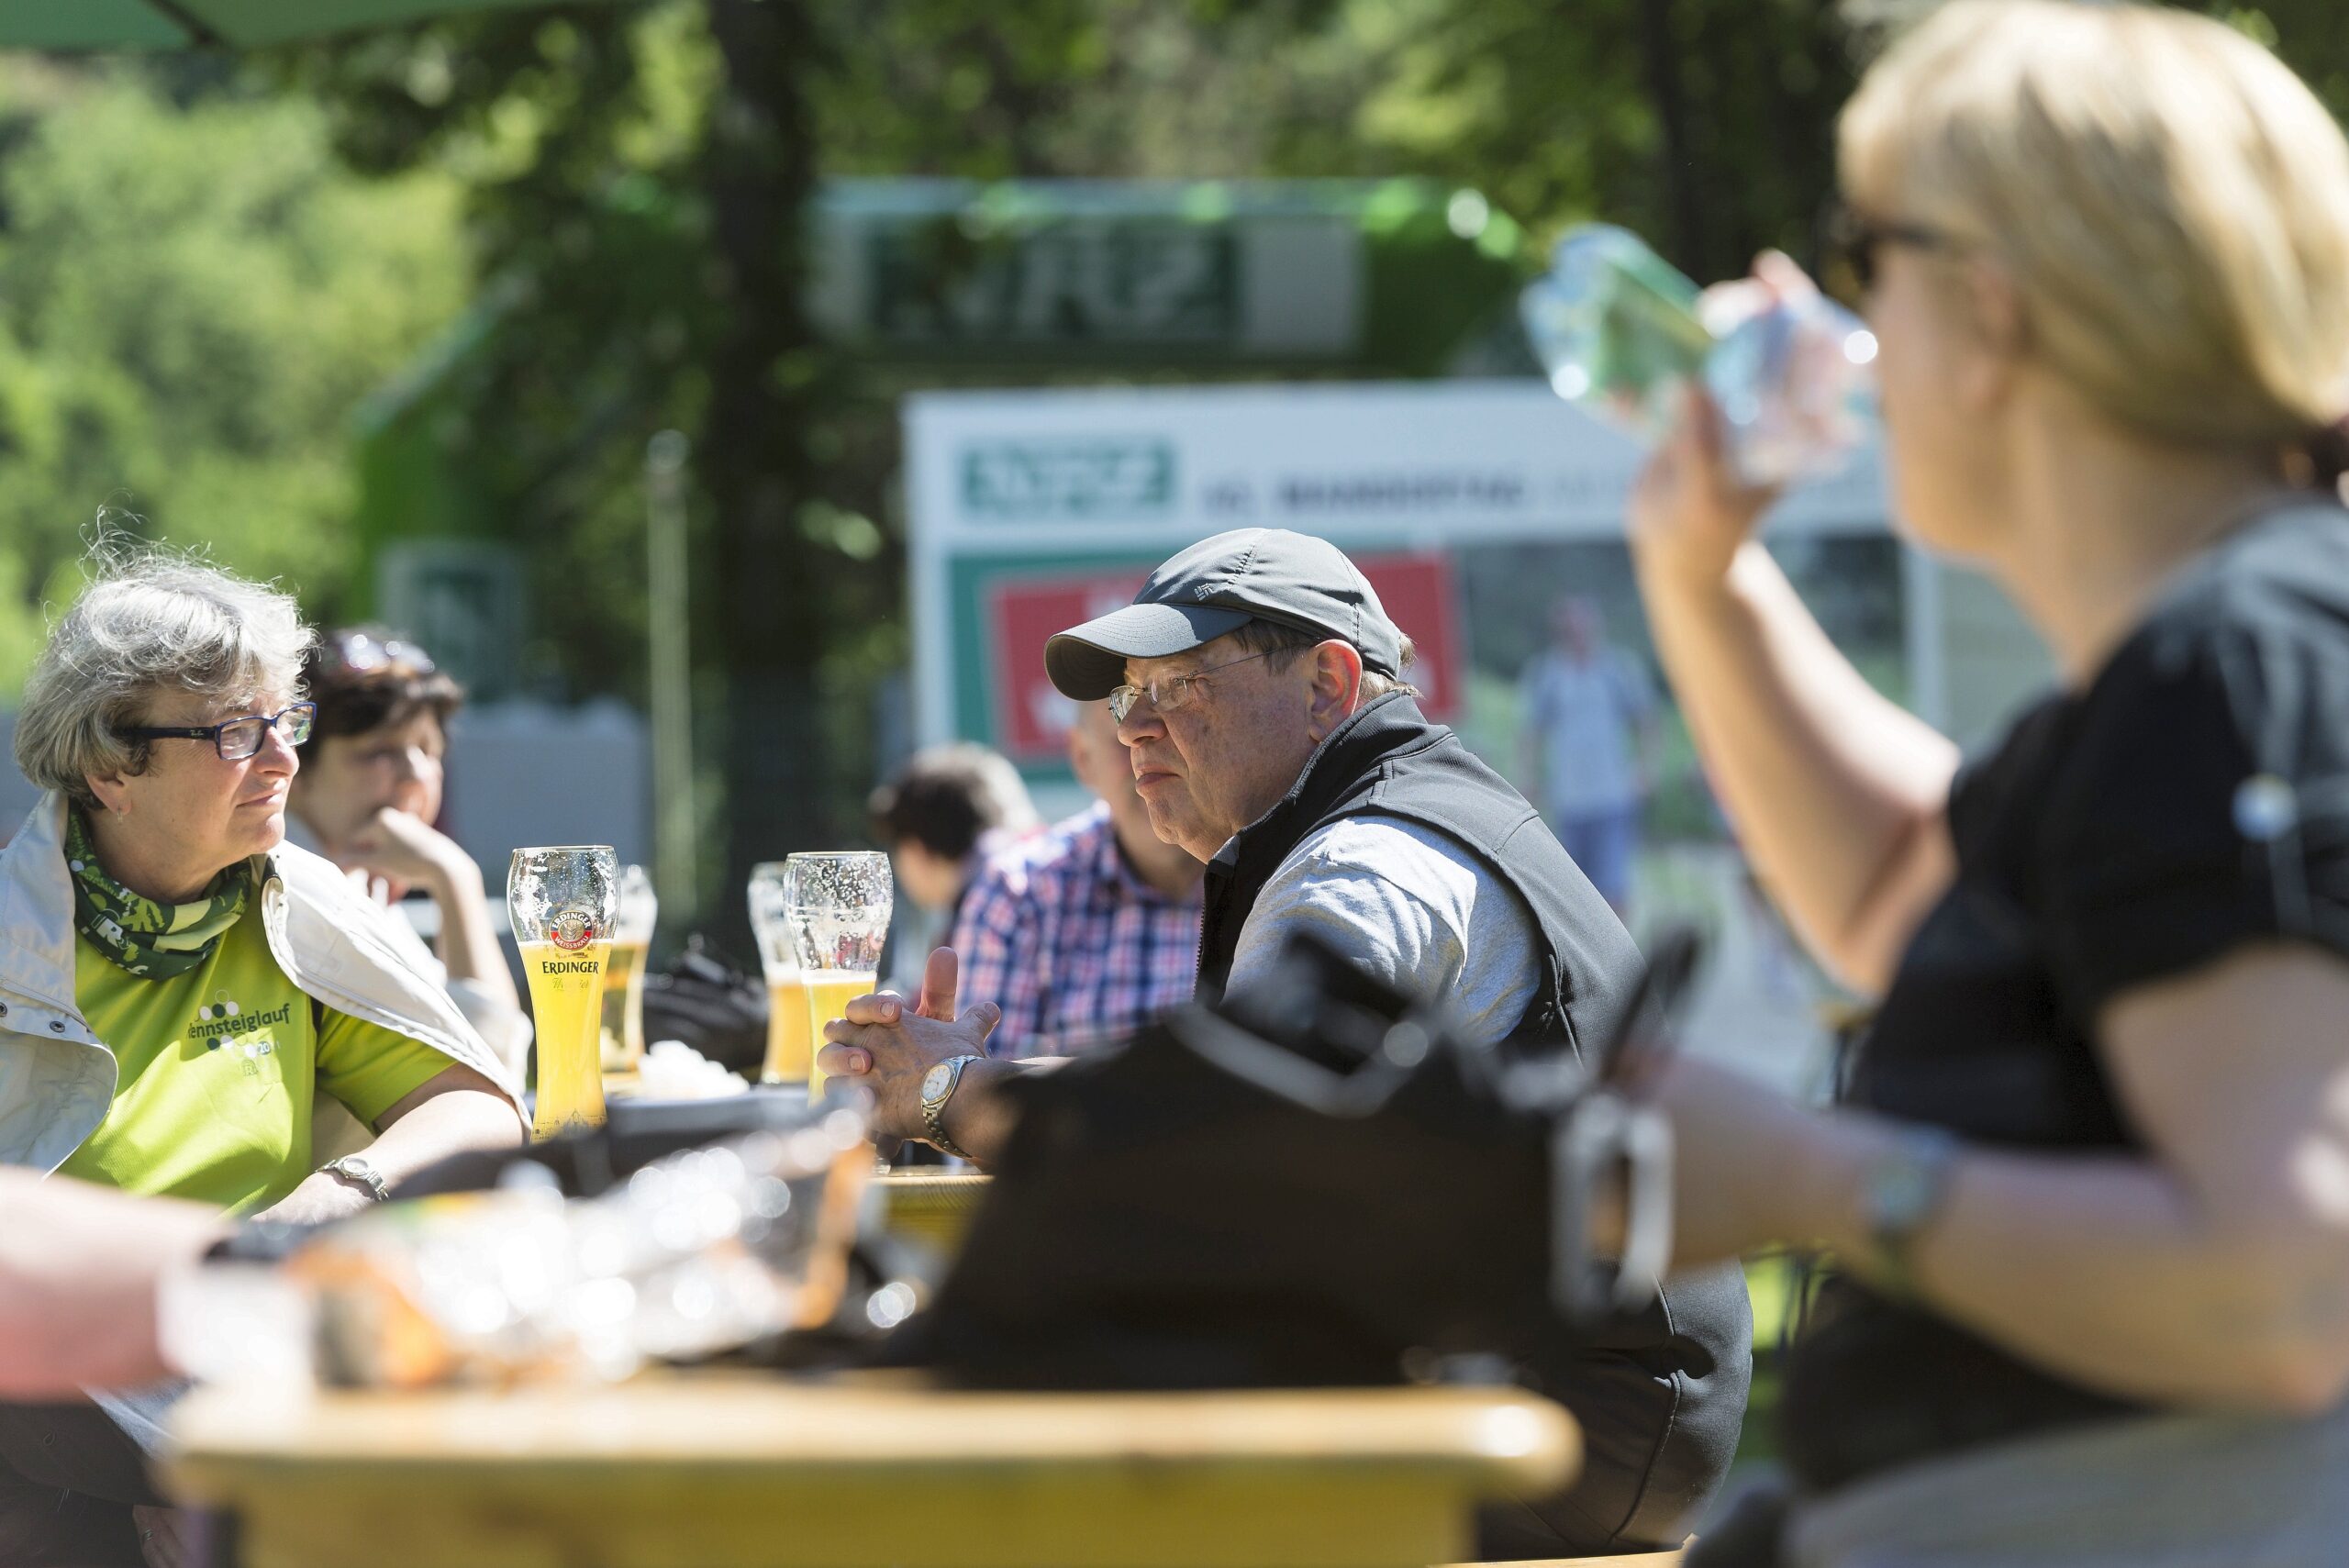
top-left (885, 933), bottom-right (1751, 1558)
top-left (639, 935), bottom-right (769, 1075)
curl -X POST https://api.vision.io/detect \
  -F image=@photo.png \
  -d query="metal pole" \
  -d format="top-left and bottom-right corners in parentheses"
top-left (646, 430), bottom-right (698, 921)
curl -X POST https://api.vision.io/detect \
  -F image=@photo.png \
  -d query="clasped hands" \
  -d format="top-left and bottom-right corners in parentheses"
top-left (816, 947), bottom-right (1001, 1145)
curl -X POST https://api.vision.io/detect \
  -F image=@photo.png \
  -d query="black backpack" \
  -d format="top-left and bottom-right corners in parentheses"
top-left (888, 933), bottom-right (1751, 1557)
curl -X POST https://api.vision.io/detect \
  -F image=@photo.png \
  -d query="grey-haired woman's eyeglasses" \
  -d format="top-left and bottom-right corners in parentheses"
top-left (120, 702), bottom-right (317, 762)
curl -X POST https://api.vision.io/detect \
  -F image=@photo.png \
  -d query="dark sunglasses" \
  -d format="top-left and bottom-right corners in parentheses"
top-left (1818, 196), bottom-right (1961, 306)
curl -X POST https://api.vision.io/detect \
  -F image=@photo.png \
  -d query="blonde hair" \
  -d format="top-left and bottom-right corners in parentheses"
top-left (1840, 0), bottom-right (2349, 447)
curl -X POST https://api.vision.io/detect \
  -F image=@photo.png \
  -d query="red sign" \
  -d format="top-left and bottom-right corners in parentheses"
top-left (985, 551), bottom-right (1464, 764)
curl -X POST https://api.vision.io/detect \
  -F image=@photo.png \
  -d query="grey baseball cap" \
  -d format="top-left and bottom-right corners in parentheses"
top-left (1045, 528), bottom-right (1405, 701)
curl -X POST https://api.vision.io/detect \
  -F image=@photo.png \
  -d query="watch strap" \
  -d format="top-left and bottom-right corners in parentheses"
top-left (322, 1155), bottom-right (391, 1203)
top-left (921, 1054), bottom-right (985, 1161)
top-left (1861, 1125), bottom-right (1962, 1301)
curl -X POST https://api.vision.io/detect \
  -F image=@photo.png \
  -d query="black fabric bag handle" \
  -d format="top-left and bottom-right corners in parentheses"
top-left (1553, 1093), bottom-right (1676, 1321)
top-left (1173, 1006), bottom-right (1419, 1119)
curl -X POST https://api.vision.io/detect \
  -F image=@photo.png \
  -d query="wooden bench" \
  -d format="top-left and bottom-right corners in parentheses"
top-left (164, 1373), bottom-right (1581, 1568)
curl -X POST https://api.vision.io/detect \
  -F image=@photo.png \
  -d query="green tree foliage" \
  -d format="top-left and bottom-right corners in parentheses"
top-left (0, 61), bottom-right (469, 695)
top-left (259, 0), bottom-right (2349, 934)
top-left (281, 4), bottom-right (872, 921)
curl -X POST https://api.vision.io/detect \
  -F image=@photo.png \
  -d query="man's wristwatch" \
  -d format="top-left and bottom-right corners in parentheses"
top-left (918, 1054), bottom-right (986, 1161)
top-left (321, 1154), bottom-right (391, 1204)
top-left (1858, 1125), bottom-right (1962, 1300)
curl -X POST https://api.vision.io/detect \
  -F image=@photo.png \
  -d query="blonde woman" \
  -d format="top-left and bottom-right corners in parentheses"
top-left (1625, 4), bottom-right (2349, 1562)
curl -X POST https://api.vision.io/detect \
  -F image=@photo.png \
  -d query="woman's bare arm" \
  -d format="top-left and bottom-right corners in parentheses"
top-left (1641, 539), bottom-right (1960, 993)
top-left (1659, 944), bottom-right (2349, 1410)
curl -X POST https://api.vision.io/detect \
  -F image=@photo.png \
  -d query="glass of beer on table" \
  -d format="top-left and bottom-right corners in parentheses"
top-left (784, 851), bottom-right (892, 1101)
top-left (749, 861), bottom-right (813, 1087)
top-left (599, 863), bottom-right (658, 1074)
top-left (508, 844), bottom-right (619, 1140)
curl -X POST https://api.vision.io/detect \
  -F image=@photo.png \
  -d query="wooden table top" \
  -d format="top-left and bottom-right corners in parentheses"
top-left (163, 1374), bottom-right (1578, 1568)
top-left (873, 1168), bottom-right (991, 1251)
top-left (165, 1374), bottom-right (1571, 1474)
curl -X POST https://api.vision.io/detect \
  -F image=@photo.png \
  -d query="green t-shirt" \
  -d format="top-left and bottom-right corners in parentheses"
top-left (55, 904), bottom-right (452, 1213)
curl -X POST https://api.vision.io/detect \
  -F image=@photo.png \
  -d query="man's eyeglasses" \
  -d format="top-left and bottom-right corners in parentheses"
top-left (1819, 196), bottom-right (1961, 305)
top-left (1108, 651), bottom-right (1276, 724)
top-left (322, 630), bottom-right (436, 676)
top-left (121, 702), bottom-right (317, 762)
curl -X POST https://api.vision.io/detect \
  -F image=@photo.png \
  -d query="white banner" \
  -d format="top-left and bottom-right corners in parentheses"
top-left (906, 379), bottom-right (1889, 554)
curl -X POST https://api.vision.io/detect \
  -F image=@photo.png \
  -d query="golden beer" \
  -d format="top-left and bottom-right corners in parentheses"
top-left (597, 939), bottom-right (651, 1073)
top-left (763, 971), bottom-right (815, 1085)
top-left (524, 939), bottom-right (611, 1138)
top-left (800, 973), bottom-right (876, 1099)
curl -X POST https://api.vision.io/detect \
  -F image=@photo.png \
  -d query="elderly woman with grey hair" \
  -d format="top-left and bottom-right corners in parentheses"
top-left (0, 549), bottom-right (523, 1564)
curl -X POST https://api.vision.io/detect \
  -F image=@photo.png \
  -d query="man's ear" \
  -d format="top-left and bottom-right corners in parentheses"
top-left (1304, 641), bottom-right (1365, 742)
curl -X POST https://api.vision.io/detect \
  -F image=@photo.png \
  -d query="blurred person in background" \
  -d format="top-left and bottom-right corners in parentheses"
top-left (867, 741), bottom-right (1040, 932)
top-left (952, 696), bottom-right (1204, 1058)
top-left (1623, 5), bottom-right (2349, 1563)
top-left (1517, 594), bottom-right (1659, 920)
top-left (1, 551), bottom-right (525, 1565)
top-left (286, 628), bottom-right (530, 1080)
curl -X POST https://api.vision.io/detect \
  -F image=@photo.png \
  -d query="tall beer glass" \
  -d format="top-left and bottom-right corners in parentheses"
top-left (749, 861), bottom-right (814, 1086)
top-left (509, 844), bottom-right (619, 1139)
top-left (785, 851), bottom-right (892, 1101)
top-left (599, 863), bottom-right (658, 1073)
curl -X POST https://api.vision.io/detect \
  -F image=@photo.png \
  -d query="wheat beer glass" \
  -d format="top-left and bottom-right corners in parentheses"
top-left (599, 864), bottom-right (658, 1073)
top-left (749, 861), bottom-right (814, 1086)
top-left (509, 844), bottom-right (619, 1139)
top-left (785, 851), bottom-right (892, 1101)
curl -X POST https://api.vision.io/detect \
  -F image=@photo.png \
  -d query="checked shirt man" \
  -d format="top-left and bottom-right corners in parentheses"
top-left (952, 698), bottom-right (1203, 1059)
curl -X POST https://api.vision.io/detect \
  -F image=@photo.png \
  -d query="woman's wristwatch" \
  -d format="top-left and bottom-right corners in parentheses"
top-left (1858, 1125), bottom-right (1962, 1300)
top-left (918, 1054), bottom-right (986, 1161)
top-left (321, 1154), bottom-right (391, 1204)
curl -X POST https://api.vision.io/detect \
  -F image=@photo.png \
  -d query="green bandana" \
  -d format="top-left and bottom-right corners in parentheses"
top-left (65, 809), bottom-right (253, 979)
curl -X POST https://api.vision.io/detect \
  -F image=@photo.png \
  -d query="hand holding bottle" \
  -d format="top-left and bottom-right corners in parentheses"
top-left (1522, 227), bottom-right (1877, 488)
top-left (1627, 384), bottom-right (1779, 591)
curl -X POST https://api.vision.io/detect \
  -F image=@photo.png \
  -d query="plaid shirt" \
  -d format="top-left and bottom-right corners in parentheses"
top-left (952, 803), bottom-right (1203, 1058)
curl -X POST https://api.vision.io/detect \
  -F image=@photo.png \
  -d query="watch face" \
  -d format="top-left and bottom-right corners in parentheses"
top-left (1887, 1162), bottom-right (1932, 1210)
top-left (921, 1062), bottom-right (953, 1102)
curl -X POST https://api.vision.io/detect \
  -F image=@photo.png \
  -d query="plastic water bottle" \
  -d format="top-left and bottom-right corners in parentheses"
top-left (1520, 223), bottom-right (1879, 486)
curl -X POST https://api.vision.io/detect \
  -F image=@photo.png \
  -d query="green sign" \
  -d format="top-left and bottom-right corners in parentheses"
top-left (810, 178), bottom-right (1531, 374)
top-left (873, 223), bottom-right (1239, 348)
top-left (960, 439), bottom-right (1177, 521)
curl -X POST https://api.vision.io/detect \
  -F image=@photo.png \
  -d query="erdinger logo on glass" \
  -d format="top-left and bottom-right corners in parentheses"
top-left (551, 907), bottom-right (598, 951)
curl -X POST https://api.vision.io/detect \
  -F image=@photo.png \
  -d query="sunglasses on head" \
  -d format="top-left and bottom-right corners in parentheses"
top-left (321, 630), bottom-right (437, 677)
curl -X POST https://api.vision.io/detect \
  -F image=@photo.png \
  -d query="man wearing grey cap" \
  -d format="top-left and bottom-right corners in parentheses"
top-left (825, 528), bottom-right (1751, 1557)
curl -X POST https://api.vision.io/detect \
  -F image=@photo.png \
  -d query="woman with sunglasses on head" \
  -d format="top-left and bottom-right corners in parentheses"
top-left (0, 550), bottom-right (526, 1563)
top-left (286, 628), bottom-right (529, 1079)
top-left (1622, 4), bottom-right (2349, 1562)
